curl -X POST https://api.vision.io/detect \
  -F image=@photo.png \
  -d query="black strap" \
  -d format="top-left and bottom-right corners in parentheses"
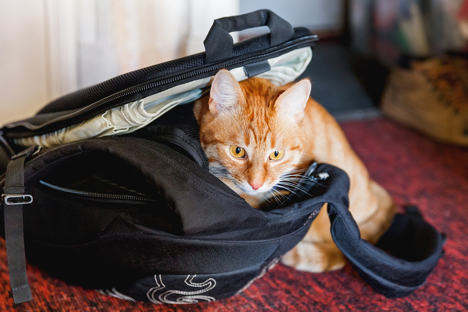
top-left (2, 147), bottom-right (38, 304)
top-left (327, 199), bottom-right (445, 298)
top-left (277, 162), bottom-right (443, 298)
top-left (204, 9), bottom-right (294, 63)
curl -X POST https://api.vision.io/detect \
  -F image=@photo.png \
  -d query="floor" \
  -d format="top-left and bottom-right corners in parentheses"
top-left (1, 117), bottom-right (467, 311)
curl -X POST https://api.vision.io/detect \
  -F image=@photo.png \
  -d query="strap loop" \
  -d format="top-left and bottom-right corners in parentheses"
top-left (2, 195), bottom-right (33, 206)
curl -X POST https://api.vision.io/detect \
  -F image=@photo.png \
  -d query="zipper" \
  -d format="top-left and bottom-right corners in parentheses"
top-left (7, 35), bottom-right (318, 133)
top-left (39, 180), bottom-right (159, 203)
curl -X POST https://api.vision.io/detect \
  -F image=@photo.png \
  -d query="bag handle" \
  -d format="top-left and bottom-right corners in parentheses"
top-left (203, 9), bottom-right (294, 63)
top-left (327, 199), bottom-right (445, 298)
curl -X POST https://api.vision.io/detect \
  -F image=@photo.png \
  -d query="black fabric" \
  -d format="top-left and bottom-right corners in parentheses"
top-left (204, 9), bottom-right (294, 63)
top-left (328, 200), bottom-right (445, 298)
top-left (114, 207), bottom-right (446, 302)
top-left (126, 103), bottom-right (209, 170)
top-left (0, 132), bottom-right (444, 302)
top-left (153, 103), bottom-right (202, 143)
top-left (15, 28), bottom-right (309, 118)
top-left (243, 60), bottom-right (271, 77)
top-left (3, 28), bottom-right (316, 139)
top-left (2, 148), bottom-right (34, 304)
top-left (0, 9), bottom-right (444, 304)
top-left (0, 137), bottom-right (326, 291)
top-left (0, 133), bottom-right (13, 176)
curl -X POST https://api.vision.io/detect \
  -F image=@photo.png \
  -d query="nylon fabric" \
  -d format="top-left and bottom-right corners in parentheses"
top-left (0, 133), bottom-right (14, 175)
top-left (14, 28), bottom-right (310, 118)
top-left (204, 9), bottom-right (294, 63)
top-left (328, 198), bottom-right (444, 298)
top-left (14, 47), bottom-right (312, 148)
top-left (0, 130), bottom-right (445, 302)
top-left (3, 152), bottom-right (33, 304)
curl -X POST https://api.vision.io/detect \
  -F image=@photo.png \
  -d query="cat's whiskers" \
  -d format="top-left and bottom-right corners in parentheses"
top-left (272, 189), bottom-right (287, 205)
top-left (264, 188), bottom-right (287, 206)
top-left (262, 190), bottom-right (276, 204)
top-left (274, 184), bottom-right (300, 197)
top-left (275, 170), bottom-right (319, 197)
top-left (281, 169), bottom-right (328, 188)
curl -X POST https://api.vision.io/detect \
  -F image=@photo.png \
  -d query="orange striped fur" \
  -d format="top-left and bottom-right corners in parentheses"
top-left (194, 70), bottom-right (395, 272)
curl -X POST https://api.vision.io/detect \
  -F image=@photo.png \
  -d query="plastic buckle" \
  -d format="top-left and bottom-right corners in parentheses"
top-left (1, 194), bottom-right (33, 205)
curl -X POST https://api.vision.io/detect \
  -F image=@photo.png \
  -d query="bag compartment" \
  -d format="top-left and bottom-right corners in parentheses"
top-left (27, 151), bottom-right (183, 246)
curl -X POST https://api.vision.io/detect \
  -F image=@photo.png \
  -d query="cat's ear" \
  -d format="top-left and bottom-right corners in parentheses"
top-left (209, 69), bottom-right (244, 116)
top-left (275, 79), bottom-right (311, 123)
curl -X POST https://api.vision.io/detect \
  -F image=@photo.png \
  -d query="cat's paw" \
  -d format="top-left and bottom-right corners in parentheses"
top-left (282, 241), bottom-right (346, 272)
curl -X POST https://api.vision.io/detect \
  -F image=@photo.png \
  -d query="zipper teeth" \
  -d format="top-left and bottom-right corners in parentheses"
top-left (39, 180), bottom-right (158, 202)
top-left (82, 36), bottom-right (318, 111)
top-left (10, 36), bottom-right (318, 132)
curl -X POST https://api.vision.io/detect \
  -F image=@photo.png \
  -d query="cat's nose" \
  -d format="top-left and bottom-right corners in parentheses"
top-left (249, 181), bottom-right (263, 190)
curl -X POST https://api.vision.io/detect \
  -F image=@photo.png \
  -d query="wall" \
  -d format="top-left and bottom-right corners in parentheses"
top-left (0, 0), bottom-right (342, 126)
top-left (0, 0), bottom-right (49, 126)
top-left (239, 0), bottom-right (344, 36)
top-left (0, 0), bottom-right (238, 126)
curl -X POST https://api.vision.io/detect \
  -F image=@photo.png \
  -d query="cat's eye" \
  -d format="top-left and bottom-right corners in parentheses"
top-left (230, 146), bottom-right (246, 159)
top-left (269, 150), bottom-right (285, 161)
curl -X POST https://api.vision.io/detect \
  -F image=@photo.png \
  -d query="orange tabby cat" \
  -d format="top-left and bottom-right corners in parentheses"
top-left (194, 69), bottom-right (396, 272)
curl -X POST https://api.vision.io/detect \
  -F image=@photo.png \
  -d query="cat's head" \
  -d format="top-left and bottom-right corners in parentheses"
top-left (196, 69), bottom-right (311, 196)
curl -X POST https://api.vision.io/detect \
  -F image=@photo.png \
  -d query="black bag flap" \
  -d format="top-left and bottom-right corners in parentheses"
top-left (7, 137), bottom-right (339, 239)
top-left (2, 24), bottom-right (316, 139)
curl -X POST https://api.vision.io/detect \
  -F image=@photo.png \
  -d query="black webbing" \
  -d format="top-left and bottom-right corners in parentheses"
top-left (2, 147), bottom-right (37, 304)
top-left (327, 198), bottom-right (445, 298)
top-left (204, 9), bottom-right (294, 63)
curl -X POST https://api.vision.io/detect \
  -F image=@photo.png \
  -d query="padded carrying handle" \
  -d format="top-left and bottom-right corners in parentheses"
top-left (204, 9), bottom-right (294, 63)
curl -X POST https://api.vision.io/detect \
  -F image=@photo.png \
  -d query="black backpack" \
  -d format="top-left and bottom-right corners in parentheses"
top-left (0, 10), bottom-right (444, 305)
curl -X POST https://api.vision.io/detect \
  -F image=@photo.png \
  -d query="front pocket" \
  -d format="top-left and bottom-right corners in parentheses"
top-left (23, 152), bottom-right (183, 245)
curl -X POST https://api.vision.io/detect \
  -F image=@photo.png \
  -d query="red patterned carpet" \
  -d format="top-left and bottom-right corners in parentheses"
top-left (1, 117), bottom-right (467, 311)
